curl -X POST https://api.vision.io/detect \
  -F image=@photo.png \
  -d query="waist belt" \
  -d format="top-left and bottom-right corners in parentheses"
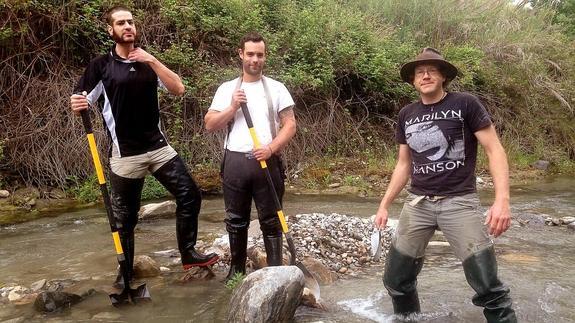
top-left (226, 150), bottom-right (256, 160)
top-left (409, 194), bottom-right (448, 206)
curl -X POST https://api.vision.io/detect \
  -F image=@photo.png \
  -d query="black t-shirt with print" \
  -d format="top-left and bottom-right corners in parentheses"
top-left (396, 92), bottom-right (492, 196)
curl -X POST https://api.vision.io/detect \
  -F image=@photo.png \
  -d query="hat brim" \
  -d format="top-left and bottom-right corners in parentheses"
top-left (400, 59), bottom-right (459, 84)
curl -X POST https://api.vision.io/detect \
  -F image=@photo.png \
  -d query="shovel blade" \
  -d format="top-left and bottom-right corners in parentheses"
top-left (109, 283), bottom-right (151, 307)
top-left (296, 262), bottom-right (321, 300)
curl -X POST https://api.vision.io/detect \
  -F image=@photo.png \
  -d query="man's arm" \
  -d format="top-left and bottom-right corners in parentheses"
top-left (475, 125), bottom-right (511, 238)
top-left (374, 144), bottom-right (411, 229)
top-left (204, 89), bottom-right (246, 132)
top-left (253, 107), bottom-right (297, 161)
top-left (128, 48), bottom-right (185, 96)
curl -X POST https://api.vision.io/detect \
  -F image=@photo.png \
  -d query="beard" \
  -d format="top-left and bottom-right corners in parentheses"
top-left (243, 62), bottom-right (263, 76)
top-left (111, 30), bottom-right (136, 44)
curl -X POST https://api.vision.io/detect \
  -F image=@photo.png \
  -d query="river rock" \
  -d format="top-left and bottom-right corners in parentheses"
top-left (30, 279), bottom-right (47, 292)
top-left (301, 287), bottom-right (323, 308)
top-left (300, 257), bottom-right (336, 285)
top-left (8, 287), bottom-right (28, 302)
top-left (138, 200), bottom-right (176, 220)
top-left (560, 216), bottom-right (575, 225)
top-left (92, 312), bottom-right (122, 320)
top-left (33, 291), bottom-right (83, 313)
top-left (0, 190), bottom-right (9, 198)
top-left (247, 219), bottom-right (262, 240)
top-left (247, 245), bottom-right (269, 269)
top-left (179, 266), bottom-right (215, 282)
top-left (227, 266), bottom-right (304, 323)
top-left (133, 255), bottom-right (160, 278)
top-left (531, 160), bottom-right (550, 170)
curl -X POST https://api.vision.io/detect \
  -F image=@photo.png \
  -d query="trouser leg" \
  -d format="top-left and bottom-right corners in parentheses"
top-left (223, 151), bottom-right (253, 278)
top-left (109, 171), bottom-right (144, 287)
top-left (253, 155), bottom-right (284, 266)
top-left (383, 194), bottom-right (436, 315)
top-left (153, 155), bottom-right (218, 267)
top-left (438, 194), bottom-right (516, 323)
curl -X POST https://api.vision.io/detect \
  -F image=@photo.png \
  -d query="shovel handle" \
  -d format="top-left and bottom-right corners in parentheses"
top-left (239, 103), bottom-right (289, 234)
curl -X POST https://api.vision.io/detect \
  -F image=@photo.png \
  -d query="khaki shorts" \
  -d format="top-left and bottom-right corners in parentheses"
top-left (109, 145), bottom-right (178, 179)
top-left (393, 192), bottom-right (493, 262)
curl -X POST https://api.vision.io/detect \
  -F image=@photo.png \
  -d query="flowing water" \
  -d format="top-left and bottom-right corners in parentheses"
top-left (0, 177), bottom-right (573, 322)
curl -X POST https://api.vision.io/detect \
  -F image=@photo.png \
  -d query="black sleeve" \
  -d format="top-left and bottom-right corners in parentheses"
top-left (73, 56), bottom-right (104, 103)
top-left (465, 94), bottom-right (492, 132)
top-left (395, 106), bottom-right (408, 144)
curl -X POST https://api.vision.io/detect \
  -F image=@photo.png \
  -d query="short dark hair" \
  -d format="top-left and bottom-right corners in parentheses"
top-left (239, 32), bottom-right (265, 50)
top-left (104, 6), bottom-right (132, 25)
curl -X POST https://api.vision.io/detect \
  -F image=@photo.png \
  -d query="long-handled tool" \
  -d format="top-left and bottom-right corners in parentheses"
top-left (78, 99), bottom-right (151, 306)
top-left (239, 102), bottom-right (320, 298)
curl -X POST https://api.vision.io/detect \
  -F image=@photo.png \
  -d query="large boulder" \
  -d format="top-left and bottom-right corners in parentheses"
top-left (138, 200), bottom-right (176, 220)
top-left (227, 266), bottom-right (305, 323)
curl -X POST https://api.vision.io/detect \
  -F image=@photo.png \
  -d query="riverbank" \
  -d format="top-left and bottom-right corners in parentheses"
top-left (0, 161), bottom-right (565, 226)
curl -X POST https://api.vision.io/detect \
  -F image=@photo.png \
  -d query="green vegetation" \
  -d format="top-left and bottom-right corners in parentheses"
top-left (225, 272), bottom-right (246, 290)
top-left (68, 175), bottom-right (100, 204)
top-left (141, 176), bottom-right (169, 200)
top-left (1, 0), bottom-right (574, 194)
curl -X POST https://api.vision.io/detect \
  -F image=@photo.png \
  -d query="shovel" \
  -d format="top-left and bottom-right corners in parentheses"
top-left (239, 102), bottom-right (320, 299)
top-left (78, 97), bottom-right (151, 306)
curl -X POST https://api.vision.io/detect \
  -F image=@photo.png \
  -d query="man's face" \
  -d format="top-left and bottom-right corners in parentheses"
top-left (413, 63), bottom-right (446, 96)
top-left (239, 41), bottom-right (266, 77)
top-left (108, 11), bottom-right (136, 44)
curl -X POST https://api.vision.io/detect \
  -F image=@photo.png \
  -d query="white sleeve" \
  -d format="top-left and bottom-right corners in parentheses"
top-left (276, 82), bottom-right (295, 113)
top-left (209, 82), bottom-right (232, 112)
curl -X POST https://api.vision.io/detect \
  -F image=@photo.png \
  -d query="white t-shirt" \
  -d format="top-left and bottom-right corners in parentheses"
top-left (209, 76), bottom-right (295, 153)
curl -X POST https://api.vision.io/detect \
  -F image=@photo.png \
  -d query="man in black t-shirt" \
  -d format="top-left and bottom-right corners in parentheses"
top-left (374, 48), bottom-right (516, 322)
top-left (69, 6), bottom-right (218, 288)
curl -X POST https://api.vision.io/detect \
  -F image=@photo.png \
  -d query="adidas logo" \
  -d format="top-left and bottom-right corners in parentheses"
top-left (129, 67), bottom-right (136, 72)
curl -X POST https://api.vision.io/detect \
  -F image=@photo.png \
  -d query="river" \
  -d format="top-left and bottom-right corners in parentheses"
top-left (0, 177), bottom-right (573, 322)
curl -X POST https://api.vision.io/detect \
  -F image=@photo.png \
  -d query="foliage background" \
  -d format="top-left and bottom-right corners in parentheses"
top-left (1, 0), bottom-right (574, 195)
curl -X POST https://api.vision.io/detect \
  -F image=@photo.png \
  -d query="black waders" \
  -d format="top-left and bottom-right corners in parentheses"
top-left (152, 156), bottom-right (218, 269)
top-left (383, 245), bottom-right (424, 316)
top-left (463, 246), bottom-right (517, 323)
top-left (225, 229), bottom-right (248, 282)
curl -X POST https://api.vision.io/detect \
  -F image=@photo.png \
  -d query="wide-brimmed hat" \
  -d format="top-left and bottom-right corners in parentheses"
top-left (400, 47), bottom-right (458, 84)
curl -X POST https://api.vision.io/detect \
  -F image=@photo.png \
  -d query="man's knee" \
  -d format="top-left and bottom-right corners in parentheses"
top-left (225, 212), bottom-right (250, 233)
top-left (258, 215), bottom-right (281, 236)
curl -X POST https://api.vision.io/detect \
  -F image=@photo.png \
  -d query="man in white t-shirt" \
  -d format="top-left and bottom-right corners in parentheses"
top-left (205, 32), bottom-right (297, 282)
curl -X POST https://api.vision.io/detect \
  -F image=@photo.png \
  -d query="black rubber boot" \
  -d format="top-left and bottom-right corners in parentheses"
top-left (463, 247), bottom-right (517, 323)
top-left (225, 230), bottom-right (248, 283)
top-left (383, 245), bottom-right (424, 315)
top-left (263, 234), bottom-right (283, 266)
top-left (113, 230), bottom-right (135, 289)
top-left (109, 172), bottom-right (144, 289)
top-left (152, 156), bottom-right (218, 269)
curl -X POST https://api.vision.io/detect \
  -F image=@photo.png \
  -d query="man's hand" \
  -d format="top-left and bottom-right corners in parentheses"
top-left (374, 208), bottom-right (389, 229)
top-left (70, 93), bottom-right (88, 114)
top-left (128, 47), bottom-right (155, 64)
top-left (253, 145), bottom-right (273, 161)
top-left (484, 199), bottom-right (511, 238)
top-left (231, 89), bottom-right (247, 111)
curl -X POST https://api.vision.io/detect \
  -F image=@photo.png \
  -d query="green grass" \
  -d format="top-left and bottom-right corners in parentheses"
top-left (225, 272), bottom-right (246, 290)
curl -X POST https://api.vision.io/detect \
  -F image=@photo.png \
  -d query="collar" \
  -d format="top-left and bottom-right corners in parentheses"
top-left (109, 45), bottom-right (136, 63)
